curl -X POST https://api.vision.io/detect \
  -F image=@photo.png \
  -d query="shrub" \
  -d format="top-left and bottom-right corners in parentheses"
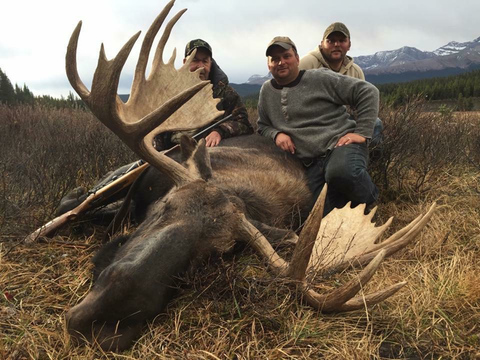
top-left (0, 104), bottom-right (136, 236)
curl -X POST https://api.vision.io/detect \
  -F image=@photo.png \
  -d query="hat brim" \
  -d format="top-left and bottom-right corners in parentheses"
top-left (185, 46), bottom-right (212, 58)
top-left (266, 42), bottom-right (294, 56)
top-left (323, 30), bottom-right (349, 41)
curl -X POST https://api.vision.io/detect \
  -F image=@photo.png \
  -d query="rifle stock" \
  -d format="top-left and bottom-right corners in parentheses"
top-left (25, 163), bottom-right (149, 243)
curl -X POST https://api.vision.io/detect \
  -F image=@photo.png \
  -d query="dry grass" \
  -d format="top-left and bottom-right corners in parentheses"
top-left (1, 103), bottom-right (480, 359)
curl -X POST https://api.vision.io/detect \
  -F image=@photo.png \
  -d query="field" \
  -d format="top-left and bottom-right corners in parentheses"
top-left (1, 101), bottom-right (480, 359)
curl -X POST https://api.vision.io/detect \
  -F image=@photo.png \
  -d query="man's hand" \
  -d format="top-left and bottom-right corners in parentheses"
top-left (335, 133), bottom-right (366, 147)
top-left (275, 133), bottom-right (296, 154)
top-left (205, 131), bottom-right (222, 147)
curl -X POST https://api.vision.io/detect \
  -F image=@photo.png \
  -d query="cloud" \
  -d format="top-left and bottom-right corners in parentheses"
top-left (1, 0), bottom-right (479, 97)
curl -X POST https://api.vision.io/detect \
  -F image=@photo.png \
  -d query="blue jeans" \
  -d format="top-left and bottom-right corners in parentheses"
top-left (304, 142), bottom-right (378, 215)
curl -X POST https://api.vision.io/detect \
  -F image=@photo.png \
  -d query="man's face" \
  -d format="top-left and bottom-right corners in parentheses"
top-left (320, 32), bottom-right (351, 63)
top-left (267, 46), bottom-right (300, 85)
top-left (185, 48), bottom-right (212, 80)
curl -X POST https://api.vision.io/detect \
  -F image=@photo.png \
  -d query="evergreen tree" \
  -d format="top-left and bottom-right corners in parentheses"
top-left (0, 68), bottom-right (16, 104)
top-left (376, 69), bottom-right (480, 107)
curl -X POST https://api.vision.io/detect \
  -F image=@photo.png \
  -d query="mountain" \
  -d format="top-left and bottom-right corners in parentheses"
top-left (355, 46), bottom-right (436, 70)
top-left (358, 37), bottom-right (480, 84)
top-left (228, 83), bottom-right (262, 97)
top-left (245, 73), bottom-right (273, 85)
top-left (229, 73), bottom-right (273, 97)
top-left (233, 36), bottom-right (480, 89)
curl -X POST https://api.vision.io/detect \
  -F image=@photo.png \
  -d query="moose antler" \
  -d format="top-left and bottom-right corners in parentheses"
top-left (65, 0), bottom-right (223, 185)
top-left (241, 185), bottom-right (436, 312)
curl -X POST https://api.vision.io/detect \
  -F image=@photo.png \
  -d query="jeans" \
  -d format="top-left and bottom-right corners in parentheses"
top-left (304, 142), bottom-right (378, 215)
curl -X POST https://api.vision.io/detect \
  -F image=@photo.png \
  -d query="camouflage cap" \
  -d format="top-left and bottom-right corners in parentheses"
top-left (266, 36), bottom-right (297, 56)
top-left (323, 22), bottom-right (350, 40)
top-left (184, 39), bottom-right (212, 58)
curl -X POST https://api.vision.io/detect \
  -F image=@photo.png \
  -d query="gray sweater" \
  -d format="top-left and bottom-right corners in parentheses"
top-left (257, 69), bottom-right (379, 160)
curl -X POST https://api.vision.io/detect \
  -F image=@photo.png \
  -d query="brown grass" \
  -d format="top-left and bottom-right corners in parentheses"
top-left (1, 103), bottom-right (480, 359)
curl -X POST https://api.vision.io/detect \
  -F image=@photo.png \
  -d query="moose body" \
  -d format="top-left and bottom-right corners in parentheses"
top-left (66, 134), bottom-right (311, 350)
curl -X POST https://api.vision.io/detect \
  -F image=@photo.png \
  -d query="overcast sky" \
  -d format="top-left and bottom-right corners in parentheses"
top-left (1, 0), bottom-right (478, 97)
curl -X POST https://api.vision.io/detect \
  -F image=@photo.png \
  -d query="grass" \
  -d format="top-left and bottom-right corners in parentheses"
top-left (1, 102), bottom-right (480, 359)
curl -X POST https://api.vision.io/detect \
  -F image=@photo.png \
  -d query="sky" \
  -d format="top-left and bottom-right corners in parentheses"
top-left (1, 0), bottom-right (479, 98)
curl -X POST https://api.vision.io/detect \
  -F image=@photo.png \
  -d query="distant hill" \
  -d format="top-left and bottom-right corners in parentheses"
top-left (228, 83), bottom-right (262, 97)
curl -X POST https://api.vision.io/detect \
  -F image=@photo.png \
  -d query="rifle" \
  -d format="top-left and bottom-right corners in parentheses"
top-left (25, 114), bottom-right (233, 243)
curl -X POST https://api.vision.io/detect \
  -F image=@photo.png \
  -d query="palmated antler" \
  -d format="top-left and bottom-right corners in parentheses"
top-left (241, 185), bottom-right (436, 312)
top-left (65, 0), bottom-right (223, 185)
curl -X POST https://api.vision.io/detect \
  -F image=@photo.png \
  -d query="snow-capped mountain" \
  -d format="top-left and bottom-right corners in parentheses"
top-left (433, 37), bottom-right (480, 56)
top-left (356, 37), bottom-right (480, 73)
top-left (356, 37), bottom-right (480, 83)
top-left (245, 73), bottom-right (272, 85)
top-left (355, 46), bottom-right (436, 70)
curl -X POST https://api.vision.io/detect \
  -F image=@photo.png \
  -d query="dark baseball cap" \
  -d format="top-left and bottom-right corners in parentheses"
top-left (266, 36), bottom-right (297, 56)
top-left (323, 22), bottom-right (350, 40)
top-left (184, 39), bottom-right (212, 57)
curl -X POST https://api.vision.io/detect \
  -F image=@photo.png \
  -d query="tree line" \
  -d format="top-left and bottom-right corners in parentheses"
top-left (0, 68), bottom-right (85, 109)
top-left (376, 69), bottom-right (480, 109)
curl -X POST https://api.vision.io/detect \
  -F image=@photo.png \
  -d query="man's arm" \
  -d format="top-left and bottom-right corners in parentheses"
top-left (211, 84), bottom-right (253, 140)
top-left (328, 71), bottom-right (379, 139)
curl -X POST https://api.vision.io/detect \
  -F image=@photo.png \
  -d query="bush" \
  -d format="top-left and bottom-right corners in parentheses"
top-left (0, 104), bottom-right (136, 236)
top-left (370, 98), bottom-right (476, 201)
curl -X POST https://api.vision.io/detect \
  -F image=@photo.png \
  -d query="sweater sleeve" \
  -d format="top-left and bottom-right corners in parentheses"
top-left (329, 72), bottom-right (379, 139)
top-left (256, 85), bottom-right (280, 141)
top-left (352, 81), bottom-right (379, 138)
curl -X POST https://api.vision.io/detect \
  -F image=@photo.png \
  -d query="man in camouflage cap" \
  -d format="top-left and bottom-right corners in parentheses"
top-left (159, 39), bottom-right (252, 148)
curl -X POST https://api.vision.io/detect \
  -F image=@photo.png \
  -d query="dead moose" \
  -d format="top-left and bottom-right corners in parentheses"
top-left (63, 0), bottom-right (436, 351)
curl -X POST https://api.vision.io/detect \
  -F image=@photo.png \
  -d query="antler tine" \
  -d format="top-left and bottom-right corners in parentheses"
top-left (301, 249), bottom-right (389, 312)
top-left (131, 0), bottom-right (182, 93)
top-left (335, 282), bottom-right (407, 312)
top-left (328, 202), bottom-right (437, 273)
top-left (65, 21), bottom-right (96, 100)
top-left (239, 214), bottom-right (289, 274)
top-left (373, 202), bottom-right (437, 250)
top-left (151, 3), bottom-right (186, 73)
top-left (287, 185), bottom-right (327, 280)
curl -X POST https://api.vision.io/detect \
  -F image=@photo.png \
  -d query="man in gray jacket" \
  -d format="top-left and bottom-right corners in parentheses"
top-left (257, 36), bottom-right (379, 214)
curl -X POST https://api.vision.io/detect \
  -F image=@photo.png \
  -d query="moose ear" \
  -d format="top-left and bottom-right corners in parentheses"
top-left (180, 136), bottom-right (212, 181)
top-left (180, 135), bottom-right (197, 162)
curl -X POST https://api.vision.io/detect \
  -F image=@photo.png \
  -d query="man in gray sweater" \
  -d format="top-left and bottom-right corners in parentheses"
top-left (257, 36), bottom-right (379, 214)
